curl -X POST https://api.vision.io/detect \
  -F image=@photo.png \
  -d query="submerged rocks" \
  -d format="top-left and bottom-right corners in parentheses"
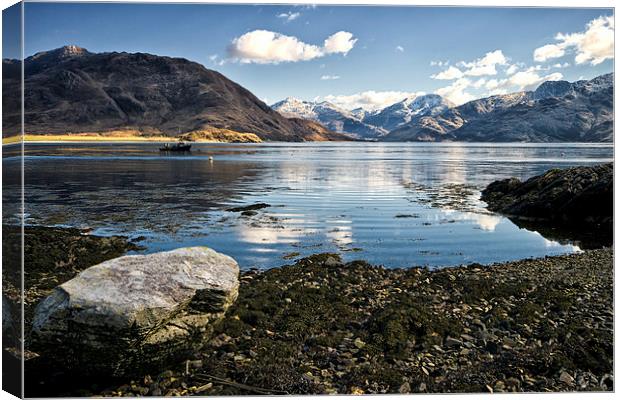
top-left (226, 203), bottom-right (270, 212)
top-left (31, 247), bottom-right (239, 376)
top-left (481, 163), bottom-right (613, 235)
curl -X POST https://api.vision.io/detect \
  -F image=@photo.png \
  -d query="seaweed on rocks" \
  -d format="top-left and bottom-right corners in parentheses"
top-left (481, 163), bottom-right (613, 247)
top-left (2, 225), bottom-right (143, 333)
top-left (13, 226), bottom-right (613, 396)
top-left (67, 248), bottom-right (613, 396)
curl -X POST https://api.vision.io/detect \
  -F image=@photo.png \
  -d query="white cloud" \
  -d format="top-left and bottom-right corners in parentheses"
top-left (396, 45), bottom-right (405, 52)
top-left (429, 47), bottom-right (572, 102)
top-left (323, 31), bottom-right (357, 55)
top-left (472, 78), bottom-right (487, 89)
top-left (323, 90), bottom-right (425, 111)
top-left (320, 75), bottom-right (340, 80)
top-left (533, 15), bottom-right (614, 65)
top-left (433, 50), bottom-right (507, 82)
top-left (485, 79), bottom-right (500, 90)
top-left (505, 64), bottom-right (519, 75)
top-left (545, 72), bottom-right (564, 82)
top-left (228, 30), bottom-right (357, 64)
top-left (435, 78), bottom-right (475, 105)
top-left (430, 60), bottom-right (449, 67)
top-left (508, 70), bottom-right (546, 89)
top-left (458, 50), bottom-right (508, 77)
top-left (552, 62), bottom-right (571, 68)
top-left (478, 50), bottom-right (508, 66)
top-left (521, 64), bottom-right (554, 73)
top-left (208, 54), bottom-right (226, 66)
top-left (430, 51), bottom-right (508, 104)
top-left (465, 64), bottom-right (497, 76)
top-left (533, 44), bottom-right (566, 62)
top-left (508, 69), bottom-right (563, 91)
top-left (484, 68), bottom-right (564, 95)
top-left (277, 11), bottom-right (301, 22)
top-left (431, 66), bottom-right (463, 80)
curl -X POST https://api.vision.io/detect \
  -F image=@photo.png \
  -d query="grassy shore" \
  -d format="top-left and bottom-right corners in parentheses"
top-left (12, 225), bottom-right (612, 396)
top-left (4, 134), bottom-right (173, 143)
top-left (3, 128), bottom-right (262, 144)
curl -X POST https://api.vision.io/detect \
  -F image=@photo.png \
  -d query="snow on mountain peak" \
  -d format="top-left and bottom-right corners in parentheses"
top-left (271, 93), bottom-right (455, 138)
top-left (362, 94), bottom-right (454, 132)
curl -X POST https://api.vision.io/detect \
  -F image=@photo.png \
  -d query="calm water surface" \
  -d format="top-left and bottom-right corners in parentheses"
top-left (2, 142), bottom-right (613, 269)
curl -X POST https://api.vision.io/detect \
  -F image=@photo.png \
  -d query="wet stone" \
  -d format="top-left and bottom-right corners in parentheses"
top-left (31, 247), bottom-right (240, 376)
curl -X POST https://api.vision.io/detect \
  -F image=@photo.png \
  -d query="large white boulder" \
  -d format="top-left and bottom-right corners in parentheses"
top-left (32, 247), bottom-right (239, 376)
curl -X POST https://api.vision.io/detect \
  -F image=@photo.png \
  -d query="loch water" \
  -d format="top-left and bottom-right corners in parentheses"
top-left (2, 142), bottom-right (613, 269)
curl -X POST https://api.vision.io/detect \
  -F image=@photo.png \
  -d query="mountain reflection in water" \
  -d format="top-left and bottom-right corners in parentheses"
top-left (2, 142), bottom-right (613, 269)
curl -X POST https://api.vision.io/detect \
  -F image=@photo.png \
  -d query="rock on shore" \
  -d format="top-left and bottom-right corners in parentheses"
top-left (2, 225), bottom-right (143, 354)
top-left (31, 247), bottom-right (239, 376)
top-left (481, 163), bottom-right (613, 232)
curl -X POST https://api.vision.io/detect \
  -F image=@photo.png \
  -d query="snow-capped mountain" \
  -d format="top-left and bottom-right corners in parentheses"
top-left (272, 94), bottom-right (456, 139)
top-left (384, 73), bottom-right (613, 142)
top-left (273, 75), bottom-right (612, 143)
top-left (363, 94), bottom-right (455, 132)
top-left (350, 107), bottom-right (369, 120)
top-left (271, 98), bottom-right (387, 139)
top-left (270, 97), bottom-right (317, 120)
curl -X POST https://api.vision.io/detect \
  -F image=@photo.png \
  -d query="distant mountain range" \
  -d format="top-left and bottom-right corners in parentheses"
top-left (2, 46), bottom-right (348, 141)
top-left (363, 94), bottom-right (455, 133)
top-left (2, 45), bottom-right (613, 143)
top-left (384, 74), bottom-right (613, 142)
top-left (271, 97), bottom-right (386, 139)
top-left (271, 94), bottom-right (454, 139)
top-left (273, 74), bottom-right (613, 143)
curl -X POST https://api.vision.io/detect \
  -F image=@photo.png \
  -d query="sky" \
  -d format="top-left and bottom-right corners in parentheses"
top-left (8, 3), bottom-right (616, 110)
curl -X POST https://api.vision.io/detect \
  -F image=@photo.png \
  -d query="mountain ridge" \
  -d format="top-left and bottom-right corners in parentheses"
top-left (363, 94), bottom-right (455, 133)
top-left (2, 45), bottom-right (349, 142)
top-left (3, 46), bottom-right (613, 143)
top-left (383, 74), bottom-right (613, 142)
top-left (271, 97), bottom-right (385, 139)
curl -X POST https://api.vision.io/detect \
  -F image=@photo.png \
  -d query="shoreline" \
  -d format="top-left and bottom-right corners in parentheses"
top-left (2, 134), bottom-right (257, 144)
top-left (3, 135), bottom-right (614, 146)
top-left (2, 225), bottom-right (611, 395)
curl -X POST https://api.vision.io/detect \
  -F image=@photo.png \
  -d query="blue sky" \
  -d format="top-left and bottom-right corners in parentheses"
top-left (13, 3), bottom-right (616, 109)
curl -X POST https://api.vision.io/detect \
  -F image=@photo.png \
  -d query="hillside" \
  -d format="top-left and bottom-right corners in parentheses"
top-left (2, 46), bottom-right (349, 142)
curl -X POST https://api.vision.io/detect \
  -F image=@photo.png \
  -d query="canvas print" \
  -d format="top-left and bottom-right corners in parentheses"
top-left (1, 1), bottom-right (614, 397)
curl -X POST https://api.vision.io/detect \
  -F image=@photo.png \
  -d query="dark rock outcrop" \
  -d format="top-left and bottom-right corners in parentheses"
top-left (481, 163), bottom-right (613, 236)
top-left (2, 46), bottom-right (349, 142)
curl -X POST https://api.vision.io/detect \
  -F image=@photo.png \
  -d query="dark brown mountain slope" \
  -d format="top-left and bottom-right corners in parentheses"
top-left (2, 46), bottom-right (349, 141)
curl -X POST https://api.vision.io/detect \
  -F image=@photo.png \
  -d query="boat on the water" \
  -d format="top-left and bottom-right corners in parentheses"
top-left (160, 142), bottom-right (191, 152)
